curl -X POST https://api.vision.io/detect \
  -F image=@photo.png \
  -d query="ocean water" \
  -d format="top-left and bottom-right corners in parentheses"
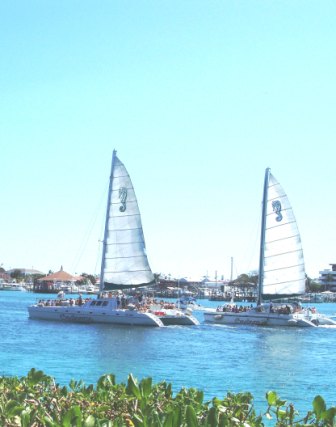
top-left (1, 290), bottom-right (336, 417)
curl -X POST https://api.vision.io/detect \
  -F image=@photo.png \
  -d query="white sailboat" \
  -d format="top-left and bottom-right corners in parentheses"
top-left (204, 168), bottom-right (336, 327)
top-left (28, 150), bottom-right (198, 327)
top-left (28, 151), bottom-right (163, 327)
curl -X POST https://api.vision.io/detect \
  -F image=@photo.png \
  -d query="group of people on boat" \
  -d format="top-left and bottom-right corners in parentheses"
top-left (37, 296), bottom-right (92, 307)
top-left (216, 304), bottom-right (253, 313)
top-left (215, 301), bottom-right (318, 317)
top-left (269, 303), bottom-right (292, 314)
top-left (36, 291), bottom-right (181, 314)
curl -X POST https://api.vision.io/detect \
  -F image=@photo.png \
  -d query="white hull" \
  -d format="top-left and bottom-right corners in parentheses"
top-left (310, 312), bottom-right (336, 326)
top-left (204, 310), bottom-right (316, 327)
top-left (0, 283), bottom-right (26, 291)
top-left (28, 298), bottom-right (163, 327)
top-left (149, 304), bottom-right (199, 326)
top-left (6, 285), bottom-right (27, 291)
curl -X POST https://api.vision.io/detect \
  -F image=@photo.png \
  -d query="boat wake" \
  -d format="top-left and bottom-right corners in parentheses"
top-left (317, 324), bottom-right (336, 329)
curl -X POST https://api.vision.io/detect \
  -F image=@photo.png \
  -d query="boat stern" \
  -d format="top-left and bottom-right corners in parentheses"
top-left (145, 312), bottom-right (165, 327)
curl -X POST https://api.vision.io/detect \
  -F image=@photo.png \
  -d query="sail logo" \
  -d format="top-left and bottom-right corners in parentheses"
top-left (119, 187), bottom-right (127, 212)
top-left (272, 200), bottom-right (283, 222)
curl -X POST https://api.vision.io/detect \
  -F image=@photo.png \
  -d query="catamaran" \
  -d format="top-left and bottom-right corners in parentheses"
top-left (28, 150), bottom-right (198, 327)
top-left (204, 168), bottom-right (336, 327)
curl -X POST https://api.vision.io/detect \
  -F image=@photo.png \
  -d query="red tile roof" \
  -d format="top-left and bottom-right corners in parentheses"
top-left (37, 268), bottom-right (78, 282)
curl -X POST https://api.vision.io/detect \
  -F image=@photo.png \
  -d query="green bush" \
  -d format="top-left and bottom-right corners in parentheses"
top-left (0, 368), bottom-right (335, 426)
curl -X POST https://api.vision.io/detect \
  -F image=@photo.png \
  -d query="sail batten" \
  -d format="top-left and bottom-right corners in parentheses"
top-left (265, 249), bottom-right (302, 259)
top-left (100, 152), bottom-right (155, 291)
top-left (105, 255), bottom-right (150, 260)
top-left (260, 170), bottom-right (306, 299)
top-left (264, 263), bottom-right (305, 273)
top-left (266, 220), bottom-right (296, 230)
top-left (107, 215), bottom-right (141, 220)
top-left (264, 277), bottom-right (304, 285)
top-left (266, 233), bottom-right (300, 243)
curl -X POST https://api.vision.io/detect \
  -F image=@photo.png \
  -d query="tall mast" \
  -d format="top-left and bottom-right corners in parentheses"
top-left (257, 168), bottom-right (270, 305)
top-left (99, 150), bottom-right (117, 292)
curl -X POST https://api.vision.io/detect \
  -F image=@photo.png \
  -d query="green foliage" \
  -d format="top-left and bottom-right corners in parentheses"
top-left (0, 369), bottom-right (335, 426)
top-left (79, 273), bottom-right (97, 286)
top-left (305, 275), bottom-right (323, 293)
top-left (265, 391), bottom-right (336, 427)
top-left (10, 269), bottom-right (24, 281)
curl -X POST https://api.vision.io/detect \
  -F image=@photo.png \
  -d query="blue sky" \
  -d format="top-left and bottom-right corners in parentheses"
top-left (1, 1), bottom-right (335, 280)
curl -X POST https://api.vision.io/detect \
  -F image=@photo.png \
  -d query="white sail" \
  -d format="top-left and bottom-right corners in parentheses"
top-left (262, 171), bottom-right (305, 297)
top-left (101, 151), bottom-right (155, 290)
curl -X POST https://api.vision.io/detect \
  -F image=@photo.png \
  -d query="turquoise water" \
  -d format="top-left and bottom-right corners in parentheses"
top-left (1, 290), bottom-right (336, 416)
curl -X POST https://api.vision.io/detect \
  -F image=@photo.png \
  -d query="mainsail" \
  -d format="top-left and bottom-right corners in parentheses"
top-left (100, 150), bottom-right (155, 291)
top-left (259, 168), bottom-right (305, 301)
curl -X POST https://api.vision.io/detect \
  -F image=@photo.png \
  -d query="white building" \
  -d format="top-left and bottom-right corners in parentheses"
top-left (318, 264), bottom-right (336, 291)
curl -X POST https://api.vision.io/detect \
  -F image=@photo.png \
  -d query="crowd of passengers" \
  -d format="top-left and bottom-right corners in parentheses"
top-left (112, 294), bottom-right (176, 311)
top-left (92, 292), bottom-right (177, 311)
top-left (216, 304), bottom-right (253, 313)
top-left (216, 303), bottom-right (311, 315)
top-left (38, 296), bottom-right (91, 307)
top-left (37, 292), bottom-right (177, 311)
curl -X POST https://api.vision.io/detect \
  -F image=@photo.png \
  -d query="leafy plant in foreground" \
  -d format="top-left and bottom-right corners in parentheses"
top-left (265, 390), bottom-right (336, 427)
top-left (0, 369), bottom-right (335, 426)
